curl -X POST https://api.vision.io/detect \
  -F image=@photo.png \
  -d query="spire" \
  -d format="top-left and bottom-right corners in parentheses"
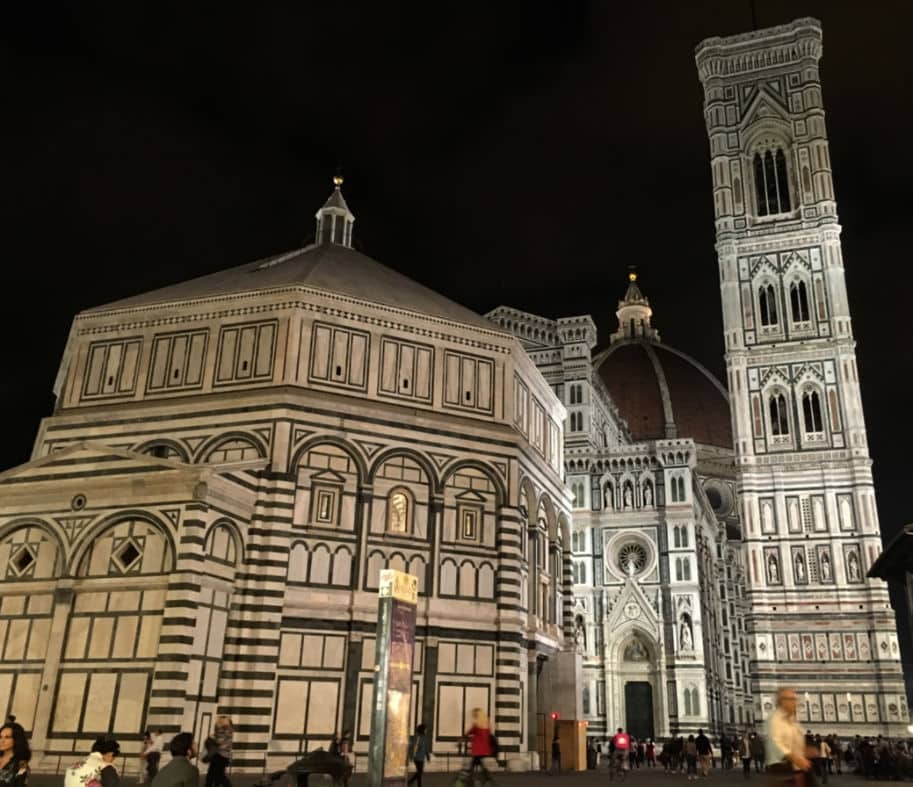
top-left (315, 174), bottom-right (355, 248)
top-left (610, 271), bottom-right (661, 344)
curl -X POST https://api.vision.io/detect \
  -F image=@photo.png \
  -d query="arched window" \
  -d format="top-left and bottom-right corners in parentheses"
top-left (802, 390), bottom-right (824, 433)
top-left (386, 488), bottom-right (412, 534)
top-left (681, 525), bottom-right (689, 549)
top-left (583, 686), bottom-right (591, 715)
top-left (579, 561), bottom-right (587, 584)
top-left (769, 392), bottom-right (790, 436)
top-left (759, 284), bottom-right (779, 326)
top-left (670, 477), bottom-right (679, 503)
top-left (691, 688), bottom-right (701, 715)
top-left (754, 147), bottom-right (791, 216)
top-left (684, 687), bottom-right (693, 716)
top-left (683, 558), bottom-right (692, 582)
top-left (790, 281), bottom-right (810, 322)
top-left (673, 526), bottom-right (681, 548)
top-left (675, 558), bottom-right (683, 582)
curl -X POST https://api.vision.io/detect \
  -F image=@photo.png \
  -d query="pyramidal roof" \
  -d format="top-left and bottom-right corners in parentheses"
top-left (87, 181), bottom-right (497, 332)
top-left (89, 243), bottom-right (496, 330)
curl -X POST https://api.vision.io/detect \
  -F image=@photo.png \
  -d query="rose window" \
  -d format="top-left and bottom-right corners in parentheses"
top-left (617, 542), bottom-right (648, 576)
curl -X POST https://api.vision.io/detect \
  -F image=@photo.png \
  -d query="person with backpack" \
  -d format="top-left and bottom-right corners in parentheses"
top-left (464, 709), bottom-right (494, 783)
top-left (408, 724), bottom-right (430, 787)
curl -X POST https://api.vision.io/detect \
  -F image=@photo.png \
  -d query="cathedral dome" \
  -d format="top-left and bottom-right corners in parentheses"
top-left (595, 274), bottom-right (733, 449)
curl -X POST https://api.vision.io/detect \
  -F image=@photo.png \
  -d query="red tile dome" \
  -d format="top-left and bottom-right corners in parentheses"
top-left (594, 340), bottom-right (733, 449)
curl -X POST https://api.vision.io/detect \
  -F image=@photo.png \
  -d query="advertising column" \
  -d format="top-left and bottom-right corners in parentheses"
top-left (367, 569), bottom-right (418, 787)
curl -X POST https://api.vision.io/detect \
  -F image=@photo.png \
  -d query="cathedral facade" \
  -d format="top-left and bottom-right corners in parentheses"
top-left (0, 15), bottom-right (906, 776)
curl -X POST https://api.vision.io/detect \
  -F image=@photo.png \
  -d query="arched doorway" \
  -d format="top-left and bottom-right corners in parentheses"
top-left (616, 632), bottom-right (659, 740)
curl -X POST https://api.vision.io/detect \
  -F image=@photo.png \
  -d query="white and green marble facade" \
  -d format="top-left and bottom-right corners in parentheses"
top-left (0, 209), bottom-right (572, 772)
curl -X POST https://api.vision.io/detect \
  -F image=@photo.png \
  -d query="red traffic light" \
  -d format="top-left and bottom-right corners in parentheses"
top-left (550, 712), bottom-right (559, 720)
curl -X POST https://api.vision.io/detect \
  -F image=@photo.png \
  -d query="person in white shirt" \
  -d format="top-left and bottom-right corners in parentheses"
top-left (765, 688), bottom-right (811, 781)
top-left (143, 730), bottom-right (165, 781)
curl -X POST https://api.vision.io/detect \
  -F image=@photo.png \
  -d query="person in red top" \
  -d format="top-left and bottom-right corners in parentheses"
top-left (613, 728), bottom-right (630, 771)
top-left (464, 708), bottom-right (493, 783)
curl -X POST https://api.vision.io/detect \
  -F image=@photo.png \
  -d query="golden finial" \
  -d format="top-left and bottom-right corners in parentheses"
top-left (333, 174), bottom-right (344, 187)
top-left (628, 271), bottom-right (637, 282)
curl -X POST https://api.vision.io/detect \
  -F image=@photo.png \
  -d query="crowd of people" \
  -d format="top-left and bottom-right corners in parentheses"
top-left (0, 714), bottom-right (236, 787)
top-left (586, 698), bottom-right (913, 783)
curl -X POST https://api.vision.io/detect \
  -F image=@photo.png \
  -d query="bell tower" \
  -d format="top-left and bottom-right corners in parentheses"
top-left (696, 19), bottom-right (907, 732)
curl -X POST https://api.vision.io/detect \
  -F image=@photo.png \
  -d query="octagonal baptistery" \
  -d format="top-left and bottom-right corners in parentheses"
top-left (0, 182), bottom-right (571, 773)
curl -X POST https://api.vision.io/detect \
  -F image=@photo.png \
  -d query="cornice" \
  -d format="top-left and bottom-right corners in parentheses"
top-left (73, 287), bottom-right (511, 354)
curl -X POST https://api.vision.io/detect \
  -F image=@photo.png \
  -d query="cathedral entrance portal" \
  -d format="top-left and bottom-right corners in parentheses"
top-left (625, 682), bottom-right (654, 740)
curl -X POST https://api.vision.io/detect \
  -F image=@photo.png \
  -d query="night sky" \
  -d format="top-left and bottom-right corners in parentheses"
top-left (4, 3), bottom-right (913, 650)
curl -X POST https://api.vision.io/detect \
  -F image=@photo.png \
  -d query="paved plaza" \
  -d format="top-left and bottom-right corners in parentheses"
top-left (29, 764), bottom-right (883, 787)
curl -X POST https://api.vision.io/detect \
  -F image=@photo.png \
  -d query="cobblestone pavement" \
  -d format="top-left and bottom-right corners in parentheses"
top-left (29, 764), bottom-right (879, 787)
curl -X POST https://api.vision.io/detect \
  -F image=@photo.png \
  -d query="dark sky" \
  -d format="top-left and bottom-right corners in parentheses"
top-left (4, 4), bottom-right (912, 613)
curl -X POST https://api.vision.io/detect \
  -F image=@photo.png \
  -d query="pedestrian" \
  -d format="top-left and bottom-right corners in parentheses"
top-left (739, 732), bottom-right (752, 779)
top-left (150, 733), bottom-right (198, 787)
top-left (722, 735), bottom-right (733, 770)
top-left (65, 737), bottom-right (121, 787)
top-left (750, 733), bottom-right (765, 773)
top-left (464, 708), bottom-right (493, 783)
top-left (612, 728), bottom-right (630, 772)
top-left (144, 730), bottom-right (165, 781)
top-left (685, 735), bottom-right (698, 781)
top-left (407, 724), bottom-right (429, 787)
top-left (205, 716), bottom-right (233, 787)
top-left (815, 735), bottom-right (830, 785)
top-left (0, 720), bottom-right (30, 787)
top-left (696, 728), bottom-right (712, 777)
top-left (765, 687), bottom-right (811, 782)
top-left (550, 730), bottom-right (561, 773)
top-left (646, 739), bottom-right (656, 767)
top-left (339, 730), bottom-right (353, 772)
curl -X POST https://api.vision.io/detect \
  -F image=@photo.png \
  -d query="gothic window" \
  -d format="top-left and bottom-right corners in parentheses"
top-left (790, 280), bottom-right (811, 323)
top-left (579, 561), bottom-right (587, 584)
top-left (670, 477), bottom-right (679, 503)
top-left (680, 525), bottom-right (689, 549)
top-left (753, 147), bottom-right (791, 216)
top-left (572, 481), bottom-right (585, 508)
top-left (683, 558), bottom-right (692, 581)
top-left (684, 687), bottom-right (692, 716)
top-left (582, 686), bottom-right (591, 715)
top-left (386, 488), bottom-right (413, 534)
top-left (675, 558), bottom-right (683, 582)
top-left (673, 526), bottom-right (681, 548)
top-left (691, 688), bottom-right (701, 715)
top-left (769, 392), bottom-right (790, 436)
top-left (758, 284), bottom-right (779, 326)
top-left (802, 390), bottom-right (824, 433)
top-left (676, 477), bottom-right (686, 501)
